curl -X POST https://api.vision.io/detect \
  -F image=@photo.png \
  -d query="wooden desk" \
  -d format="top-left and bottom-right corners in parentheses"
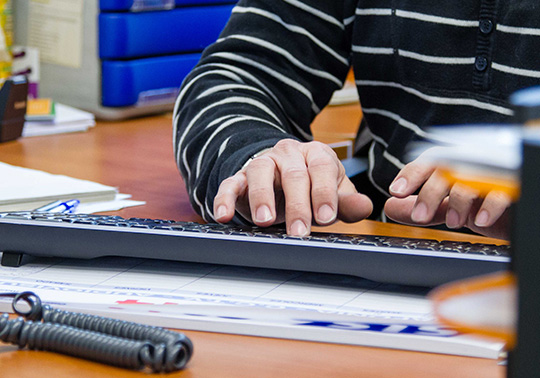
top-left (0, 105), bottom-right (505, 378)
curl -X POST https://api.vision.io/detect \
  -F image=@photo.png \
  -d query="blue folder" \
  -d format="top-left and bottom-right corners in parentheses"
top-left (100, 0), bottom-right (236, 11)
top-left (101, 53), bottom-right (201, 107)
top-left (99, 4), bottom-right (234, 59)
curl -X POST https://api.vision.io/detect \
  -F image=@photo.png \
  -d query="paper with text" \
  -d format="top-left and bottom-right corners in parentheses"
top-left (0, 255), bottom-right (505, 359)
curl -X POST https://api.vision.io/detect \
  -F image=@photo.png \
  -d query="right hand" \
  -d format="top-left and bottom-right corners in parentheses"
top-left (213, 139), bottom-right (373, 236)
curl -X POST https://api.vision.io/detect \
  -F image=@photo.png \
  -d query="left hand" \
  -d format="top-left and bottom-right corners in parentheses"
top-left (384, 159), bottom-right (512, 240)
top-left (213, 139), bottom-right (373, 236)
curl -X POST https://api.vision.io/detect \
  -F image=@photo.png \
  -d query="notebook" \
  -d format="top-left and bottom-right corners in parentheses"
top-left (0, 162), bottom-right (118, 211)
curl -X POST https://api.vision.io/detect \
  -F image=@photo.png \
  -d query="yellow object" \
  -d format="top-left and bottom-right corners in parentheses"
top-left (0, 0), bottom-right (12, 82)
top-left (26, 98), bottom-right (55, 118)
top-left (438, 166), bottom-right (520, 200)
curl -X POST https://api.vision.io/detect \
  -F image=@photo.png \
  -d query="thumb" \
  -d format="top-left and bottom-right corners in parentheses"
top-left (337, 178), bottom-right (373, 222)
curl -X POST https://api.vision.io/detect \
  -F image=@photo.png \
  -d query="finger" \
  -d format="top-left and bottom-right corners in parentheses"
top-left (468, 206), bottom-right (511, 240)
top-left (389, 160), bottom-right (436, 198)
top-left (335, 175), bottom-right (373, 222)
top-left (304, 142), bottom-right (341, 225)
top-left (245, 155), bottom-right (278, 227)
top-left (445, 183), bottom-right (480, 229)
top-left (384, 195), bottom-right (449, 226)
top-left (410, 170), bottom-right (451, 224)
top-left (272, 140), bottom-right (312, 236)
top-left (214, 171), bottom-right (248, 223)
top-left (473, 190), bottom-right (513, 228)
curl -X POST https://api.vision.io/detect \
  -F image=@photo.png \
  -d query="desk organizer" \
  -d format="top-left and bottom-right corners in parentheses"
top-left (14, 0), bottom-right (235, 120)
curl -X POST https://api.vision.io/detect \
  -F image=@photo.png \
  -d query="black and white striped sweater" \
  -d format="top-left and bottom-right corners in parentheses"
top-left (173, 0), bottom-right (540, 223)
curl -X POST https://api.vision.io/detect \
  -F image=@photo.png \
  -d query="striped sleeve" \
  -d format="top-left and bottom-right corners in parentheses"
top-left (174, 0), bottom-right (540, 223)
top-left (173, 0), bottom-right (356, 222)
top-left (349, 2), bottom-right (540, 197)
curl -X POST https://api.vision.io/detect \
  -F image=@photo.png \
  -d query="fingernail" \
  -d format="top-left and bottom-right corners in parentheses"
top-left (411, 202), bottom-right (428, 223)
top-left (317, 204), bottom-right (336, 224)
top-left (255, 205), bottom-right (272, 223)
top-left (446, 208), bottom-right (460, 229)
top-left (216, 205), bottom-right (227, 220)
top-left (475, 210), bottom-right (490, 227)
top-left (290, 219), bottom-right (308, 236)
top-left (390, 177), bottom-right (407, 194)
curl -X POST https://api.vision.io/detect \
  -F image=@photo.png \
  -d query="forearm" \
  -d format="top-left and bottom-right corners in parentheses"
top-left (173, 0), bottom-right (354, 221)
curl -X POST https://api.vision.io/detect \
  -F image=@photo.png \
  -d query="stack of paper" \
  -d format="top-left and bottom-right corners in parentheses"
top-left (329, 79), bottom-right (359, 106)
top-left (0, 256), bottom-right (506, 359)
top-left (0, 162), bottom-right (118, 212)
top-left (22, 102), bottom-right (96, 137)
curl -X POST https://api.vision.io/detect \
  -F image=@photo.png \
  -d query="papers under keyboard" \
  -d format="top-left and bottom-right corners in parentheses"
top-left (0, 212), bottom-right (510, 287)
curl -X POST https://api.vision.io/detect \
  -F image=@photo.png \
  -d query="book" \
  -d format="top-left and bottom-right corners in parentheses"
top-left (25, 98), bottom-right (56, 121)
top-left (0, 161), bottom-right (117, 212)
top-left (22, 102), bottom-right (96, 137)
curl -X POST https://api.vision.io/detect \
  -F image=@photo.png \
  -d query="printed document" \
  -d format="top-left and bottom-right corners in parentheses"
top-left (0, 255), bottom-right (505, 359)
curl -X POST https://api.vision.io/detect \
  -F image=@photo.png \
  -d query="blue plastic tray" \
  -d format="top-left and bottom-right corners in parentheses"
top-left (100, 0), bottom-right (236, 11)
top-left (99, 4), bottom-right (233, 58)
top-left (101, 53), bottom-right (200, 107)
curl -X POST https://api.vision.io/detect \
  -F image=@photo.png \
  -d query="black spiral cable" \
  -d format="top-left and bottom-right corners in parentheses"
top-left (0, 291), bottom-right (193, 372)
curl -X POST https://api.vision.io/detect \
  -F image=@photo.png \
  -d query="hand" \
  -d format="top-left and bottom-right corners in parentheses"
top-left (213, 139), bottom-right (373, 236)
top-left (384, 159), bottom-right (512, 240)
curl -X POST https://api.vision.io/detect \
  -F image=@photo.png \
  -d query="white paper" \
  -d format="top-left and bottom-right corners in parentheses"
top-left (0, 256), bottom-right (505, 359)
top-left (75, 194), bottom-right (146, 213)
top-left (23, 103), bottom-right (96, 137)
top-left (28, 0), bottom-right (84, 68)
top-left (0, 161), bottom-right (117, 211)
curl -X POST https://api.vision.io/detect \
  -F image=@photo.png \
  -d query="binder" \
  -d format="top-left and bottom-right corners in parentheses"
top-left (99, 5), bottom-right (234, 59)
top-left (102, 53), bottom-right (200, 107)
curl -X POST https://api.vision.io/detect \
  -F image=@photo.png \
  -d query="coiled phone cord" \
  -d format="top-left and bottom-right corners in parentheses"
top-left (0, 291), bottom-right (193, 372)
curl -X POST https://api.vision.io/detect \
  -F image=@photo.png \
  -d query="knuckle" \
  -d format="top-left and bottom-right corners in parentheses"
top-left (403, 160), bottom-right (426, 176)
top-left (311, 185), bottom-right (336, 199)
top-left (248, 155), bottom-right (273, 169)
top-left (214, 188), bottom-right (232, 203)
top-left (308, 154), bottom-right (337, 170)
top-left (402, 161), bottom-right (436, 183)
top-left (226, 174), bottom-right (240, 183)
top-left (248, 186), bottom-right (272, 198)
top-left (306, 140), bottom-right (332, 152)
top-left (487, 190), bottom-right (512, 205)
top-left (449, 184), bottom-right (476, 204)
top-left (281, 166), bottom-right (309, 181)
top-left (219, 176), bottom-right (238, 189)
top-left (306, 141), bottom-right (339, 161)
top-left (218, 174), bottom-right (245, 195)
top-left (285, 201), bottom-right (309, 217)
top-left (274, 139), bottom-right (300, 153)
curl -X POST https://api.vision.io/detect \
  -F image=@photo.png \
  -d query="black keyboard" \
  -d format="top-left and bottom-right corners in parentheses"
top-left (0, 212), bottom-right (511, 287)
